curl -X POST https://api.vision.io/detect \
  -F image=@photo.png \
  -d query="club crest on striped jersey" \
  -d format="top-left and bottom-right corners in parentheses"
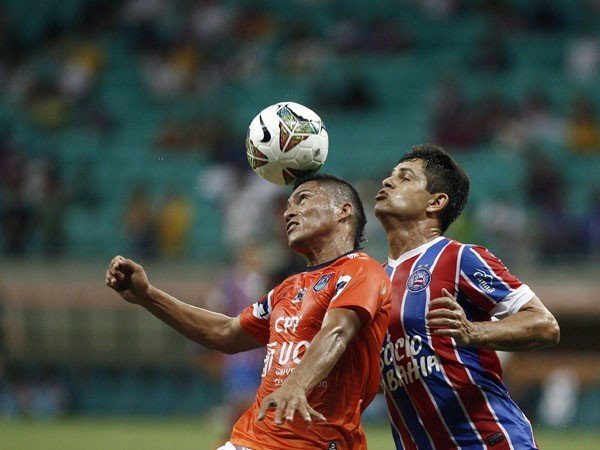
top-left (313, 273), bottom-right (334, 292)
top-left (406, 267), bottom-right (431, 292)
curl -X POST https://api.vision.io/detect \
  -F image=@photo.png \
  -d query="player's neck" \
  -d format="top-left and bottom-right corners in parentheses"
top-left (385, 220), bottom-right (442, 260)
top-left (304, 238), bottom-right (355, 267)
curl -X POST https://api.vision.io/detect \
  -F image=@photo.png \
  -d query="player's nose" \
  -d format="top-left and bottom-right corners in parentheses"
top-left (382, 177), bottom-right (395, 189)
top-left (284, 208), bottom-right (297, 223)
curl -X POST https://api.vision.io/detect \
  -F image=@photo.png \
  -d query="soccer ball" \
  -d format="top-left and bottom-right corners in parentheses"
top-left (246, 102), bottom-right (328, 185)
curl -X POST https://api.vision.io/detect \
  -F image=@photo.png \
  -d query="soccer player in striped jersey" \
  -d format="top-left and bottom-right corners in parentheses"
top-left (374, 144), bottom-right (560, 450)
top-left (106, 174), bottom-right (391, 450)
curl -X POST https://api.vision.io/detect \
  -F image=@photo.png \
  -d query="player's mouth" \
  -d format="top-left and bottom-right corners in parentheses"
top-left (375, 189), bottom-right (388, 201)
top-left (286, 221), bottom-right (299, 234)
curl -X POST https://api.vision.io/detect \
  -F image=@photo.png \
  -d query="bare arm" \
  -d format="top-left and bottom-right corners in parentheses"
top-left (257, 307), bottom-right (362, 424)
top-left (105, 255), bottom-right (263, 354)
top-left (427, 289), bottom-right (560, 351)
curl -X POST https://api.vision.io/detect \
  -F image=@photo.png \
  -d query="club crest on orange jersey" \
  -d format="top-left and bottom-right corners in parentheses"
top-left (313, 273), bottom-right (334, 292)
top-left (407, 268), bottom-right (431, 293)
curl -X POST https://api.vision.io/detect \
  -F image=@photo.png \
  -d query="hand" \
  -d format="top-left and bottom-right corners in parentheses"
top-left (105, 255), bottom-right (151, 305)
top-left (426, 288), bottom-right (478, 345)
top-left (256, 380), bottom-right (326, 425)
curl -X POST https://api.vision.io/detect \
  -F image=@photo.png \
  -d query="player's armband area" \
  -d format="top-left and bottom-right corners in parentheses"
top-left (238, 290), bottom-right (274, 344)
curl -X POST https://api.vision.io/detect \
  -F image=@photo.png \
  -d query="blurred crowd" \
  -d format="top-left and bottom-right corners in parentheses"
top-left (0, 0), bottom-right (598, 265)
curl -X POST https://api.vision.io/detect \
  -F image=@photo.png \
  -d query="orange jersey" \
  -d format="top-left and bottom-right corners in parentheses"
top-left (231, 252), bottom-right (391, 450)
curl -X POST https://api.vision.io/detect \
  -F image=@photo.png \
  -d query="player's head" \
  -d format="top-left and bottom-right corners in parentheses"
top-left (374, 144), bottom-right (470, 234)
top-left (285, 173), bottom-right (366, 255)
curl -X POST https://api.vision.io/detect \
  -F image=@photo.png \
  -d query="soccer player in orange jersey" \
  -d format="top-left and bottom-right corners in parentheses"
top-left (105, 174), bottom-right (392, 450)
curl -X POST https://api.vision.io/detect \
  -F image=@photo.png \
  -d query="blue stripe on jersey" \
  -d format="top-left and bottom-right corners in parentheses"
top-left (382, 333), bottom-right (433, 449)
top-left (402, 238), bottom-right (485, 449)
top-left (385, 265), bottom-right (394, 276)
top-left (461, 246), bottom-right (511, 303)
top-left (455, 346), bottom-right (537, 448)
top-left (458, 291), bottom-right (478, 322)
top-left (390, 424), bottom-right (404, 450)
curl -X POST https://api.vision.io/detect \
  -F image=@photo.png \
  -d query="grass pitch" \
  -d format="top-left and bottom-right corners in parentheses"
top-left (0, 417), bottom-right (597, 449)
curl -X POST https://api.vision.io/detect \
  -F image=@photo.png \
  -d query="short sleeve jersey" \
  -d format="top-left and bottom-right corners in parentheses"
top-left (230, 252), bottom-right (392, 450)
top-left (381, 237), bottom-right (538, 450)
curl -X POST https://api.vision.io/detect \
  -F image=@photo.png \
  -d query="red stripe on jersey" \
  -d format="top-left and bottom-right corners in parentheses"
top-left (471, 246), bottom-right (522, 290)
top-left (477, 348), bottom-right (503, 383)
top-left (385, 392), bottom-right (418, 450)
top-left (429, 243), bottom-right (511, 450)
top-left (390, 256), bottom-right (457, 449)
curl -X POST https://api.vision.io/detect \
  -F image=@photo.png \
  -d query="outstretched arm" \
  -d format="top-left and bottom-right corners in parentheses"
top-left (257, 307), bottom-right (362, 424)
top-left (105, 255), bottom-right (263, 354)
top-left (427, 289), bottom-right (560, 351)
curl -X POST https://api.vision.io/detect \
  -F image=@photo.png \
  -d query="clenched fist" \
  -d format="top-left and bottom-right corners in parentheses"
top-left (105, 255), bottom-right (152, 305)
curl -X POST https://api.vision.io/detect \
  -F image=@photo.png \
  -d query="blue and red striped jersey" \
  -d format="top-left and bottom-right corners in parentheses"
top-left (381, 237), bottom-right (538, 450)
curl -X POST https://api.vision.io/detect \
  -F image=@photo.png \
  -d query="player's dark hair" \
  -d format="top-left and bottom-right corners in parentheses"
top-left (293, 173), bottom-right (367, 250)
top-left (398, 144), bottom-right (470, 233)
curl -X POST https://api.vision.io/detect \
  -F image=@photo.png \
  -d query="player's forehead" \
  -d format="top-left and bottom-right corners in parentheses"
top-left (288, 181), bottom-right (327, 203)
top-left (391, 159), bottom-right (426, 177)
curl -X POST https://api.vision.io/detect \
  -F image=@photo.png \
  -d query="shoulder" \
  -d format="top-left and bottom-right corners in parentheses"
top-left (460, 243), bottom-right (502, 263)
top-left (336, 252), bottom-right (387, 275)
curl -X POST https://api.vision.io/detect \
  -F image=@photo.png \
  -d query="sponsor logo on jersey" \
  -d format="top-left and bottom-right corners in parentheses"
top-left (313, 273), bottom-right (334, 292)
top-left (291, 288), bottom-right (306, 303)
top-left (331, 275), bottom-right (352, 301)
top-left (406, 268), bottom-right (431, 292)
top-left (274, 315), bottom-right (301, 333)
top-left (474, 270), bottom-right (496, 293)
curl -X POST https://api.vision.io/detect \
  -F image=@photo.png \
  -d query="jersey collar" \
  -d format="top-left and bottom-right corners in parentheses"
top-left (306, 250), bottom-right (356, 272)
top-left (387, 237), bottom-right (446, 268)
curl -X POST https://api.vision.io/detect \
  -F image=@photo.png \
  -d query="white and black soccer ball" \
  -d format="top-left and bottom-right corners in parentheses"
top-left (246, 102), bottom-right (329, 186)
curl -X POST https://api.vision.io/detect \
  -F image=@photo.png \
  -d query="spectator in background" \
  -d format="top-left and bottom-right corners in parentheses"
top-left (494, 90), bottom-right (565, 151)
top-left (431, 77), bottom-right (480, 149)
top-left (524, 152), bottom-right (580, 261)
top-left (566, 97), bottom-right (600, 154)
top-left (527, 0), bottom-right (567, 32)
top-left (57, 40), bottom-right (106, 102)
top-left (1, 186), bottom-right (33, 257)
top-left (124, 186), bottom-right (157, 259)
top-left (476, 195), bottom-right (531, 266)
top-left (40, 176), bottom-right (67, 257)
top-left (157, 190), bottom-right (194, 258)
top-left (583, 189), bottom-right (600, 258)
top-left (566, 34), bottom-right (600, 84)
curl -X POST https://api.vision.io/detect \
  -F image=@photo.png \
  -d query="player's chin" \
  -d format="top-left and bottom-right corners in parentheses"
top-left (373, 202), bottom-right (390, 219)
top-left (287, 234), bottom-right (309, 255)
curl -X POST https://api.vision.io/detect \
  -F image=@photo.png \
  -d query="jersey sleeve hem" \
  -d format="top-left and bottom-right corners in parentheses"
top-left (489, 284), bottom-right (535, 319)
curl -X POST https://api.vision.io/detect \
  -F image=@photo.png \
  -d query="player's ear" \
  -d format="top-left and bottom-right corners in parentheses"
top-left (339, 202), bottom-right (353, 223)
top-left (426, 193), bottom-right (449, 214)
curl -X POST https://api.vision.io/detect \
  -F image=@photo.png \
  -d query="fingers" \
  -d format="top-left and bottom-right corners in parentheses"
top-left (428, 298), bottom-right (457, 309)
top-left (432, 328), bottom-right (461, 338)
top-left (441, 288), bottom-right (455, 299)
top-left (427, 317), bottom-right (460, 329)
top-left (256, 397), bottom-right (275, 422)
top-left (426, 309), bottom-right (460, 320)
top-left (307, 405), bottom-right (326, 422)
top-left (284, 400), bottom-right (297, 423)
top-left (274, 400), bottom-right (287, 425)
